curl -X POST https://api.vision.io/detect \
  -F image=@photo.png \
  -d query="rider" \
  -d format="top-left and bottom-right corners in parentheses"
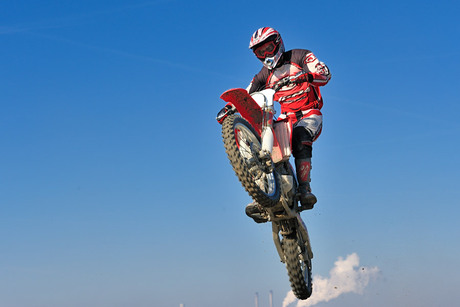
top-left (245, 27), bottom-right (331, 223)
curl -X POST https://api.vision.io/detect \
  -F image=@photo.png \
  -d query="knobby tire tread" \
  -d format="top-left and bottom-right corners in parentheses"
top-left (221, 114), bottom-right (280, 207)
top-left (283, 235), bottom-right (312, 300)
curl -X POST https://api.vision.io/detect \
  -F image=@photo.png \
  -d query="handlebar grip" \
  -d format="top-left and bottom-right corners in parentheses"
top-left (273, 73), bottom-right (312, 91)
top-left (295, 72), bottom-right (313, 83)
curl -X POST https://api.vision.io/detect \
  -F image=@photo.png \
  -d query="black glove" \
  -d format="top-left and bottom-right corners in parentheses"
top-left (293, 72), bottom-right (312, 84)
top-left (216, 104), bottom-right (235, 124)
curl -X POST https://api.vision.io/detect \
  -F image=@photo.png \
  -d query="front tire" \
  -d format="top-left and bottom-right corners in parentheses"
top-left (222, 114), bottom-right (280, 207)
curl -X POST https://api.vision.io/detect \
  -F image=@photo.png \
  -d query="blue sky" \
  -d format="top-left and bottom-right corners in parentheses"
top-left (1, 1), bottom-right (459, 306)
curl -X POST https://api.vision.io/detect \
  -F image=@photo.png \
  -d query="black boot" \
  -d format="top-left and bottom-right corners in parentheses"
top-left (295, 158), bottom-right (317, 210)
top-left (245, 202), bottom-right (269, 223)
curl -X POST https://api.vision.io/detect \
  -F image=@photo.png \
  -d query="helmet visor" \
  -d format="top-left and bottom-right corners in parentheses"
top-left (253, 40), bottom-right (277, 59)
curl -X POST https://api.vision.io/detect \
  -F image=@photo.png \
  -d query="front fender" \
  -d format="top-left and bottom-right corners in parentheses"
top-left (220, 88), bottom-right (263, 135)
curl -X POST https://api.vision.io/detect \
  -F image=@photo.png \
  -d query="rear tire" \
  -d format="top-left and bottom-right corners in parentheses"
top-left (283, 233), bottom-right (312, 300)
top-left (222, 114), bottom-right (280, 207)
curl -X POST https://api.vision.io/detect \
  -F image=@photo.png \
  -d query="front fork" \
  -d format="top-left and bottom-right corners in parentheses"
top-left (259, 101), bottom-right (275, 173)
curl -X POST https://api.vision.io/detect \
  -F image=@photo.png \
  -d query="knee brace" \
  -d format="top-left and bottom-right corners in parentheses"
top-left (292, 126), bottom-right (313, 159)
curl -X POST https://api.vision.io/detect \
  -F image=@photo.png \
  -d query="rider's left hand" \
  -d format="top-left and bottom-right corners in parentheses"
top-left (216, 104), bottom-right (235, 124)
top-left (292, 72), bottom-right (312, 84)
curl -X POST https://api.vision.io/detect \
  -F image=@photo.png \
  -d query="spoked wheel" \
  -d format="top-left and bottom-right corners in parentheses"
top-left (222, 114), bottom-right (280, 207)
top-left (282, 232), bottom-right (313, 300)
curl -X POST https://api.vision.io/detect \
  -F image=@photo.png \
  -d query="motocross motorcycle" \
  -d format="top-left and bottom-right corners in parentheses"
top-left (216, 74), bottom-right (314, 300)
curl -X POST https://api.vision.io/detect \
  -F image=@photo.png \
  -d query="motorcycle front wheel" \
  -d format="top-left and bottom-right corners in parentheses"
top-left (283, 232), bottom-right (313, 300)
top-left (222, 114), bottom-right (280, 207)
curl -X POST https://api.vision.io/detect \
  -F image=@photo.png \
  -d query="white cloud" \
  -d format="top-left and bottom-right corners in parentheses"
top-left (283, 253), bottom-right (379, 307)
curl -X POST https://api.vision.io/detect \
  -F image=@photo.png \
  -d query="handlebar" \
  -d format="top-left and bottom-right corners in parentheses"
top-left (272, 72), bottom-right (311, 92)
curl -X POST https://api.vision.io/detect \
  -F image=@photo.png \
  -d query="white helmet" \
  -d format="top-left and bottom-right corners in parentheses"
top-left (249, 27), bottom-right (285, 70)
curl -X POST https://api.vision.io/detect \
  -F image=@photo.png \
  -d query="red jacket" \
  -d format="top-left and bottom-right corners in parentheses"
top-left (247, 49), bottom-right (331, 115)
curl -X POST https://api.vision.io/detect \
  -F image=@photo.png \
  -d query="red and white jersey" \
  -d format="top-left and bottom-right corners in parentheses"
top-left (247, 49), bottom-right (331, 115)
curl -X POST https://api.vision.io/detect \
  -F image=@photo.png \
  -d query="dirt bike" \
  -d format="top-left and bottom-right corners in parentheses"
top-left (216, 74), bottom-right (314, 300)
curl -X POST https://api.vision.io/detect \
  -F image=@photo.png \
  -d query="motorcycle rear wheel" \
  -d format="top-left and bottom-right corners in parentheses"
top-left (283, 232), bottom-right (313, 300)
top-left (222, 114), bottom-right (280, 207)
